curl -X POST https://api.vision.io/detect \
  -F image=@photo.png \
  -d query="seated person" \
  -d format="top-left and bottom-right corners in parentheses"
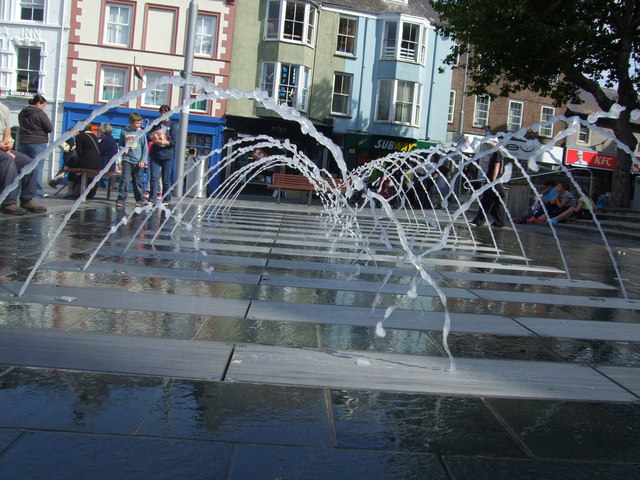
top-left (0, 102), bottom-right (46, 214)
top-left (513, 179), bottom-right (556, 223)
top-left (537, 180), bottom-right (577, 221)
top-left (547, 194), bottom-right (595, 224)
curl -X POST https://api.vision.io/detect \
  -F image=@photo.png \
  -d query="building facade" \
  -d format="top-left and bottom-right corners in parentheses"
top-left (225, 0), bottom-right (453, 190)
top-left (0, 0), bottom-right (71, 180)
top-left (563, 89), bottom-right (640, 201)
top-left (64, 0), bottom-right (235, 189)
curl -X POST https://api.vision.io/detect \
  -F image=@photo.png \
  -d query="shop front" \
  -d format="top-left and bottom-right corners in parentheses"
top-left (223, 115), bottom-right (336, 194)
top-left (343, 133), bottom-right (436, 170)
top-left (565, 148), bottom-right (640, 200)
top-left (62, 102), bottom-right (224, 195)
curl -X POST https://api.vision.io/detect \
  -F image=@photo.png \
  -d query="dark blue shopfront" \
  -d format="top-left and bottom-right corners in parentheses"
top-left (62, 102), bottom-right (225, 194)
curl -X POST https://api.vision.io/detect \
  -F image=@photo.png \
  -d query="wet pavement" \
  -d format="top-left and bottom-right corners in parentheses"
top-left (0, 191), bottom-right (639, 479)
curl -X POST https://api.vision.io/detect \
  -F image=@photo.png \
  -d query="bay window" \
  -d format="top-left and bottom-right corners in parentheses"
top-left (264, 0), bottom-right (317, 47)
top-left (261, 62), bottom-right (310, 112)
top-left (375, 79), bottom-right (421, 126)
top-left (382, 19), bottom-right (426, 63)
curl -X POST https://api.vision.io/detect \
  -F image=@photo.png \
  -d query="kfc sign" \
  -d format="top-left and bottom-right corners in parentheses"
top-left (566, 148), bottom-right (639, 172)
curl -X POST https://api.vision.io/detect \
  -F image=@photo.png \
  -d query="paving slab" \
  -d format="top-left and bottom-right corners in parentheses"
top-left (0, 327), bottom-right (233, 380)
top-left (475, 289), bottom-right (640, 310)
top-left (265, 258), bottom-right (446, 278)
top-left (98, 247), bottom-right (267, 266)
top-left (516, 316), bottom-right (640, 341)
top-left (0, 431), bottom-right (234, 480)
top-left (260, 274), bottom-right (477, 298)
top-left (248, 300), bottom-right (532, 336)
top-left (596, 366), bottom-right (640, 397)
top-left (39, 261), bottom-right (262, 285)
top-left (226, 344), bottom-right (638, 402)
top-left (0, 283), bottom-right (250, 317)
top-left (441, 272), bottom-right (617, 290)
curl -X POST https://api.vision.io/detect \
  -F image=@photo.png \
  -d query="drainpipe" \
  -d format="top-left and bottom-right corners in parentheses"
top-left (423, 28), bottom-right (437, 140)
top-left (49, 0), bottom-right (67, 180)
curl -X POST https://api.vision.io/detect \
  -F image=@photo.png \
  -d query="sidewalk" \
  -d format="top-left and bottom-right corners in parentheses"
top-left (0, 192), bottom-right (638, 479)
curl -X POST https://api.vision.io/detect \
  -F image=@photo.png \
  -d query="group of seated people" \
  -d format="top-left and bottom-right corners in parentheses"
top-left (513, 179), bottom-right (594, 225)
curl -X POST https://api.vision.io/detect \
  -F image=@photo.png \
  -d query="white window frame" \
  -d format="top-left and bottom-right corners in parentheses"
top-left (336, 16), bottom-right (357, 55)
top-left (142, 71), bottom-right (170, 107)
top-left (375, 79), bottom-right (421, 126)
top-left (578, 124), bottom-right (590, 144)
top-left (16, 46), bottom-right (41, 93)
top-left (189, 76), bottom-right (211, 113)
top-left (260, 61), bottom-right (310, 112)
top-left (473, 95), bottom-right (490, 128)
top-left (100, 65), bottom-right (127, 102)
top-left (381, 19), bottom-right (426, 63)
top-left (507, 100), bottom-right (523, 132)
top-left (448, 90), bottom-right (456, 123)
top-left (194, 14), bottom-right (217, 57)
top-left (539, 106), bottom-right (555, 137)
top-left (331, 73), bottom-right (352, 116)
top-left (104, 2), bottom-right (132, 47)
top-left (20, 0), bottom-right (44, 21)
top-left (264, 0), bottom-right (317, 47)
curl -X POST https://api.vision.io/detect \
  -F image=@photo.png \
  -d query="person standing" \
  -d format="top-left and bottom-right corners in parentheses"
top-left (0, 102), bottom-right (46, 214)
top-left (18, 94), bottom-right (52, 197)
top-left (148, 104), bottom-right (176, 205)
top-left (116, 112), bottom-right (147, 208)
top-left (470, 146), bottom-right (507, 228)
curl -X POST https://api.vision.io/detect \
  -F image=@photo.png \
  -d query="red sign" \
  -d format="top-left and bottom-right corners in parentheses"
top-left (251, 148), bottom-right (267, 161)
top-left (566, 149), bottom-right (640, 172)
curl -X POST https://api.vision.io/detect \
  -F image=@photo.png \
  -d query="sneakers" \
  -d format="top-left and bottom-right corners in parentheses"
top-left (536, 216), bottom-right (547, 222)
top-left (525, 217), bottom-right (538, 223)
top-left (548, 218), bottom-right (559, 225)
top-left (1, 203), bottom-right (27, 215)
top-left (20, 200), bottom-right (47, 213)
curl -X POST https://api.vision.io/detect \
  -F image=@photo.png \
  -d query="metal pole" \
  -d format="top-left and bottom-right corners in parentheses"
top-left (175, 0), bottom-right (198, 197)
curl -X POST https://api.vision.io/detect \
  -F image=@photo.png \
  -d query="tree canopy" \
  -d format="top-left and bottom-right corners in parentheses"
top-left (432, 0), bottom-right (640, 207)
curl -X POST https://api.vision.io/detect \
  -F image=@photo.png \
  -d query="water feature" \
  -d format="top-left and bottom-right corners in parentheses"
top-left (2, 75), bottom-right (638, 372)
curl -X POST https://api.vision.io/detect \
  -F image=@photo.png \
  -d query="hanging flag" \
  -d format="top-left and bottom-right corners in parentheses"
top-left (133, 58), bottom-right (143, 82)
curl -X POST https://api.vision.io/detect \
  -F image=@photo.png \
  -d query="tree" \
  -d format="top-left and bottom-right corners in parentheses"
top-left (432, 0), bottom-right (639, 207)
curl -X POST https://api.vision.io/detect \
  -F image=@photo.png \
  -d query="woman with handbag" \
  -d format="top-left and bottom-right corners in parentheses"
top-left (68, 123), bottom-right (101, 199)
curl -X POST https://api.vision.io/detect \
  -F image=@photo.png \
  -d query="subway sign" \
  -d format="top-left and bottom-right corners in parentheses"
top-left (566, 148), bottom-right (640, 172)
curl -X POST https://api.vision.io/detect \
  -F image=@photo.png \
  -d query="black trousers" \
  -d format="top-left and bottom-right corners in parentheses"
top-left (472, 188), bottom-right (506, 226)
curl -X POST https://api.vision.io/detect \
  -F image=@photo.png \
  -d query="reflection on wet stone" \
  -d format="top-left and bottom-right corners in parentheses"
top-left (140, 381), bottom-right (333, 447)
top-left (487, 398), bottom-right (640, 462)
top-left (331, 390), bottom-right (526, 457)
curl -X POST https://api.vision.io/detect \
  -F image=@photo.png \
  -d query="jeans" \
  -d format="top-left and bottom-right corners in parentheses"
top-left (0, 150), bottom-right (38, 206)
top-left (19, 143), bottom-right (48, 196)
top-left (117, 161), bottom-right (145, 203)
top-left (150, 157), bottom-right (173, 202)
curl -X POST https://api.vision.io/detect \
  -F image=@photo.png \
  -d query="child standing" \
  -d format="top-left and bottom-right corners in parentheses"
top-left (116, 112), bottom-right (147, 208)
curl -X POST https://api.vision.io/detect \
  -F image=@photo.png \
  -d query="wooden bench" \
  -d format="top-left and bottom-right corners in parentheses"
top-left (267, 173), bottom-right (347, 205)
top-left (65, 168), bottom-right (122, 200)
